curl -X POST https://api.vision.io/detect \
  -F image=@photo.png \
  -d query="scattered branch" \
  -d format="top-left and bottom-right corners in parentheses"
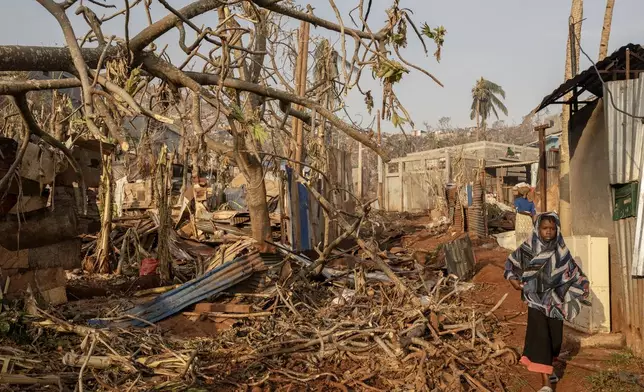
top-left (0, 119), bottom-right (30, 194)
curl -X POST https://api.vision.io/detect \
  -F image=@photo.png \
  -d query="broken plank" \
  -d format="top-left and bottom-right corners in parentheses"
top-left (0, 374), bottom-right (60, 385)
top-left (194, 303), bottom-right (252, 314)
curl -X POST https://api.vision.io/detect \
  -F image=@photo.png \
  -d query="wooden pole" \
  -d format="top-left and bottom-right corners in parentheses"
top-left (357, 141), bottom-right (363, 200)
top-left (376, 111), bottom-right (383, 208)
top-left (294, 21), bottom-right (310, 172)
top-left (496, 172), bottom-right (504, 204)
top-left (288, 22), bottom-right (310, 250)
top-left (559, 0), bottom-right (583, 237)
top-left (535, 121), bottom-right (554, 212)
top-left (481, 160), bottom-right (487, 236)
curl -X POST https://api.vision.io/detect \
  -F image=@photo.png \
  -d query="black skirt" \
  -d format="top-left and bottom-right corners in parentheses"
top-left (519, 306), bottom-right (563, 374)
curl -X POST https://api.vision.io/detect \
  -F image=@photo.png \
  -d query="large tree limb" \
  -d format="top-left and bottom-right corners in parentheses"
top-left (0, 45), bottom-right (388, 160)
top-left (0, 78), bottom-right (82, 94)
top-left (0, 46), bottom-right (106, 72)
top-left (36, 0), bottom-right (103, 140)
top-left (129, 0), bottom-right (224, 53)
top-left (250, 0), bottom-right (387, 41)
top-left (0, 74), bottom-right (314, 127)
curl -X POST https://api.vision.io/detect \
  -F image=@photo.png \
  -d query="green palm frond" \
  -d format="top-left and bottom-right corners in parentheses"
top-left (490, 104), bottom-right (499, 120)
top-left (489, 94), bottom-right (508, 116)
top-left (482, 79), bottom-right (506, 99)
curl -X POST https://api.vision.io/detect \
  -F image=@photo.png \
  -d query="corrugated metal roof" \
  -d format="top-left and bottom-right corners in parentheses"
top-left (536, 43), bottom-right (644, 112)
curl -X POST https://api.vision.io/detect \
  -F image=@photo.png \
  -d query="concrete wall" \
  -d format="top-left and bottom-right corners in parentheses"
top-left (570, 100), bottom-right (614, 238)
top-left (569, 99), bottom-right (623, 334)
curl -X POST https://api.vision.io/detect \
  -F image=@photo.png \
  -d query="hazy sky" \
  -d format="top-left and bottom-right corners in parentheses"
top-left (1, 0), bottom-right (643, 131)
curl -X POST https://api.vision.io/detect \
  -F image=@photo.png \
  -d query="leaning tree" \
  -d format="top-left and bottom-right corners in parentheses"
top-left (0, 0), bottom-right (444, 275)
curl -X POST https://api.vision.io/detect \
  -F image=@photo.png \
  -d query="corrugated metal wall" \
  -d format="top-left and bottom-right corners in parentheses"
top-left (604, 77), bottom-right (644, 354)
top-left (607, 79), bottom-right (644, 184)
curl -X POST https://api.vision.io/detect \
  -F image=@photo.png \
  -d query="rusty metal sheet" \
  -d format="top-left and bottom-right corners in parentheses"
top-left (443, 236), bottom-right (475, 280)
top-left (605, 78), bottom-right (644, 184)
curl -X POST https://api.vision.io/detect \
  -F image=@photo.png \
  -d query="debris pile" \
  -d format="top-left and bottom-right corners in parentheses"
top-left (1, 248), bottom-right (517, 391)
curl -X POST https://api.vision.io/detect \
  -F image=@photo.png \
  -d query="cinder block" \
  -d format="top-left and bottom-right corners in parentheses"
top-left (0, 246), bottom-right (29, 270)
top-left (1, 267), bottom-right (67, 305)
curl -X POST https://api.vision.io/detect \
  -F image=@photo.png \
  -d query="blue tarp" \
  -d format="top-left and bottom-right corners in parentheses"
top-left (286, 167), bottom-right (311, 250)
top-left (297, 182), bottom-right (310, 249)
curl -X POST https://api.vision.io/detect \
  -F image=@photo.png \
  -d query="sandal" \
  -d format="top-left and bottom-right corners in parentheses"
top-left (550, 373), bottom-right (559, 384)
top-left (538, 387), bottom-right (553, 392)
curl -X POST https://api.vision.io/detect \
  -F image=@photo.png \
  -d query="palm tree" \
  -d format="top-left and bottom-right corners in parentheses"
top-left (470, 77), bottom-right (508, 141)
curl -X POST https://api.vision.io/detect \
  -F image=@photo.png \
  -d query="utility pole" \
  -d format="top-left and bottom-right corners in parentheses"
top-left (559, 0), bottom-right (583, 236)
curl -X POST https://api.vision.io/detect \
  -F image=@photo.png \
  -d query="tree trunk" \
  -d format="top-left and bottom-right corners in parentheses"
top-left (475, 100), bottom-right (481, 141)
top-left (155, 146), bottom-right (173, 282)
top-left (232, 131), bottom-right (272, 252)
top-left (598, 0), bottom-right (615, 60)
top-left (559, 0), bottom-right (583, 236)
top-left (94, 152), bottom-right (113, 273)
top-left (245, 163), bottom-right (272, 252)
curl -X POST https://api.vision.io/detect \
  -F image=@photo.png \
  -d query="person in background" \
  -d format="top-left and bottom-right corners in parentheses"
top-left (514, 186), bottom-right (537, 248)
top-left (504, 213), bottom-right (590, 392)
top-left (514, 187), bottom-right (536, 218)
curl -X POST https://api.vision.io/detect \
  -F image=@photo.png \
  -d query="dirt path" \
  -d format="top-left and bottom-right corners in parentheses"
top-left (471, 246), bottom-right (619, 392)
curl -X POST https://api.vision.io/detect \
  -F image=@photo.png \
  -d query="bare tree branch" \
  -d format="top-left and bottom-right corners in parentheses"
top-left (0, 78), bottom-right (82, 94)
top-left (0, 119), bottom-right (30, 195)
top-left (250, 0), bottom-right (387, 40)
top-left (36, 0), bottom-right (105, 141)
top-left (129, 0), bottom-right (224, 53)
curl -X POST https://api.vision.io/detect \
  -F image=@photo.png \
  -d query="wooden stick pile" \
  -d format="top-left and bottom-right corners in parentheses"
top-left (0, 266), bottom-right (518, 391)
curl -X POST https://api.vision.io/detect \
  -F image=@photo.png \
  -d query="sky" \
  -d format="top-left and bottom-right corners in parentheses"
top-left (0, 0), bottom-right (642, 131)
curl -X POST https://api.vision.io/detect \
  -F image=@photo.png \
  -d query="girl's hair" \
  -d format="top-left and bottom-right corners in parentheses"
top-left (539, 215), bottom-right (557, 226)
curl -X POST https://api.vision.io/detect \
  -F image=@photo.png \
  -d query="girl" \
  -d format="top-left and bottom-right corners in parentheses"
top-left (504, 212), bottom-right (590, 392)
